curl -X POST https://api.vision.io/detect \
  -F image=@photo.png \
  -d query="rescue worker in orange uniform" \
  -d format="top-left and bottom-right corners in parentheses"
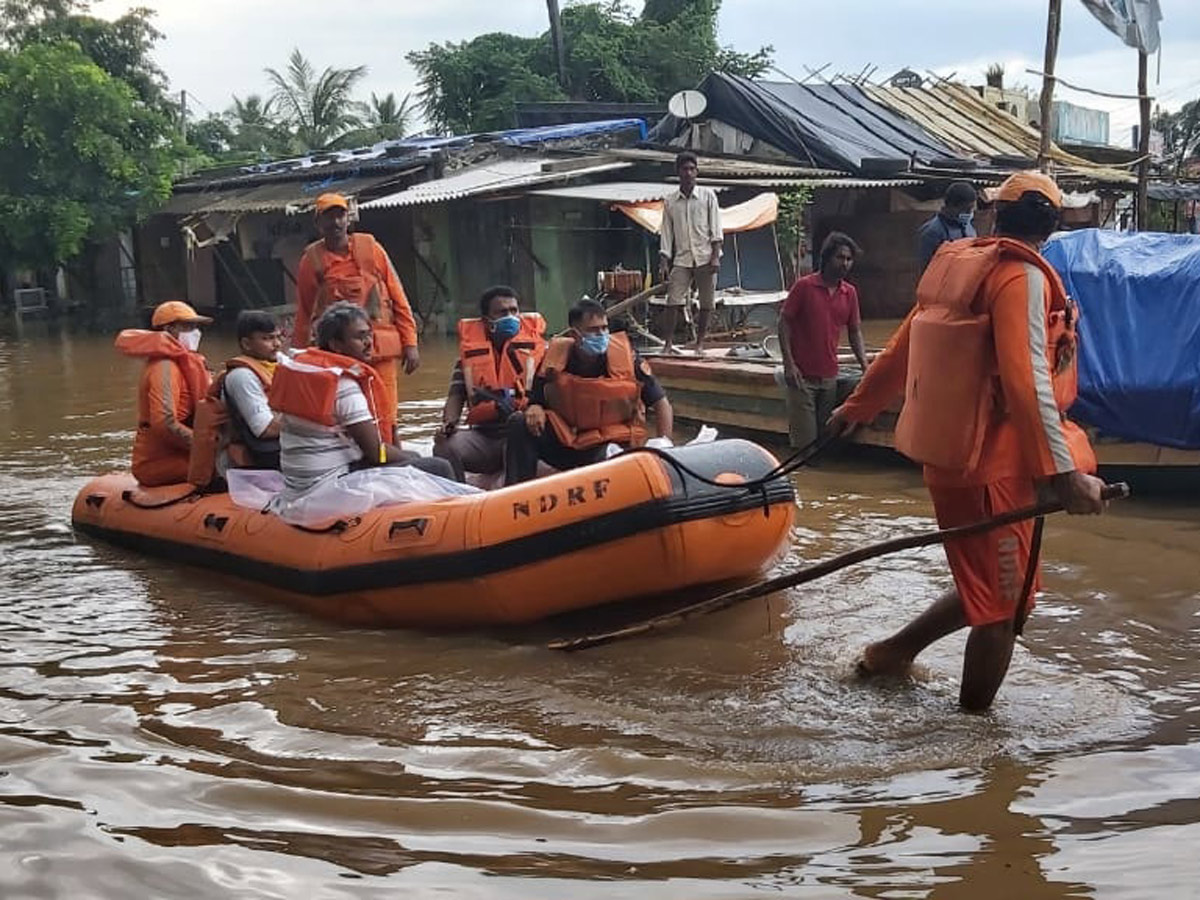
top-left (505, 298), bottom-right (673, 484)
top-left (434, 285), bottom-right (547, 481)
top-left (292, 193), bottom-right (419, 445)
top-left (115, 301), bottom-right (213, 487)
top-left (827, 172), bottom-right (1108, 712)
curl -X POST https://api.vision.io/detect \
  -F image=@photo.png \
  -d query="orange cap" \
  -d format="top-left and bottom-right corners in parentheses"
top-left (314, 192), bottom-right (349, 215)
top-left (995, 171), bottom-right (1063, 209)
top-left (151, 300), bottom-right (212, 328)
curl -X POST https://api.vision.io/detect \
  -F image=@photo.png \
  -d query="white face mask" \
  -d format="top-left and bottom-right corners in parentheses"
top-left (177, 328), bottom-right (202, 352)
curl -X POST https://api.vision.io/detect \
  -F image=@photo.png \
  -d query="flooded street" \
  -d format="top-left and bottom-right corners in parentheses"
top-left (2, 324), bottom-right (1199, 898)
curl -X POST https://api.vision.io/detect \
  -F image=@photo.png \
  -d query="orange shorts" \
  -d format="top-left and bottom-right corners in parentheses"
top-left (929, 477), bottom-right (1040, 627)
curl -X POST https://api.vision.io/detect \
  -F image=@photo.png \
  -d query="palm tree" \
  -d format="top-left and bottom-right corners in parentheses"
top-left (226, 93), bottom-right (287, 155)
top-left (265, 48), bottom-right (367, 151)
top-left (229, 94), bottom-right (275, 130)
top-left (363, 92), bottom-right (413, 141)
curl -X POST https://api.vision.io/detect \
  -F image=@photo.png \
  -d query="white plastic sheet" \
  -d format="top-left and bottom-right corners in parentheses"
top-left (604, 426), bottom-right (718, 459)
top-left (227, 466), bottom-right (481, 529)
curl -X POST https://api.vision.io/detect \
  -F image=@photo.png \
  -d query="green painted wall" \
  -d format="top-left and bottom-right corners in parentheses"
top-left (529, 196), bottom-right (604, 333)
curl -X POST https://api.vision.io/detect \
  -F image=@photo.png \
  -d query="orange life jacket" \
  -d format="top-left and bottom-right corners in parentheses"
top-left (894, 237), bottom-right (1081, 472)
top-left (303, 233), bottom-right (402, 360)
top-left (268, 348), bottom-right (390, 436)
top-left (457, 313), bottom-right (547, 426)
top-left (187, 356), bottom-right (277, 487)
top-left (542, 332), bottom-right (647, 451)
top-left (115, 329), bottom-right (212, 410)
top-left (116, 330), bottom-right (213, 485)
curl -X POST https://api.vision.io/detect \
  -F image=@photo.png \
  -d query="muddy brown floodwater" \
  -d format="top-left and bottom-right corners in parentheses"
top-left (1, 323), bottom-right (1199, 898)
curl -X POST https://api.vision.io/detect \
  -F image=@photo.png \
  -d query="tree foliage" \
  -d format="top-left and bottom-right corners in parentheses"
top-left (336, 92), bottom-right (415, 148)
top-left (0, 0), bottom-right (87, 43)
top-left (775, 186), bottom-right (813, 284)
top-left (408, 0), bottom-right (772, 134)
top-left (224, 93), bottom-right (293, 157)
top-left (1152, 99), bottom-right (1200, 177)
top-left (266, 48), bottom-right (367, 151)
top-left (363, 91), bottom-right (415, 141)
top-left (408, 32), bottom-right (563, 135)
top-left (17, 7), bottom-right (168, 109)
top-left (0, 40), bottom-right (174, 270)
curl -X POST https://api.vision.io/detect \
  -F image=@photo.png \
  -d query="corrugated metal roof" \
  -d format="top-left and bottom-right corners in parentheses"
top-left (529, 181), bottom-right (727, 203)
top-left (160, 170), bottom-right (419, 216)
top-left (603, 147), bottom-right (845, 178)
top-left (360, 159), bottom-right (632, 209)
top-left (698, 177), bottom-right (924, 190)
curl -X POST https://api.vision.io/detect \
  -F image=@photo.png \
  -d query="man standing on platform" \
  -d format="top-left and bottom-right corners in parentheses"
top-left (777, 231), bottom-right (869, 450)
top-left (658, 151), bottom-right (723, 354)
top-left (292, 192), bottom-right (420, 444)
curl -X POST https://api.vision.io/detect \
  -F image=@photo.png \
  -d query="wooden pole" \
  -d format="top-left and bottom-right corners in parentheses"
top-left (1037, 0), bottom-right (1063, 172)
top-left (1136, 50), bottom-right (1151, 230)
top-left (546, 0), bottom-right (568, 93)
top-left (549, 483), bottom-right (1131, 652)
top-left (602, 281), bottom-right (666, 319)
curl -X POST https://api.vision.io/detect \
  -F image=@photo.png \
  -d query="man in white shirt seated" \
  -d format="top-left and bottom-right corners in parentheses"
top-left (271, 302), bottom-right (457, 503)
top-left (217, 310), bottom-right (283, 475)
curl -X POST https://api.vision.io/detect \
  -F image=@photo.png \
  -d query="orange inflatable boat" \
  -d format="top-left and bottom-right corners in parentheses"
top-left (71, 440), bottom-right (795, 628)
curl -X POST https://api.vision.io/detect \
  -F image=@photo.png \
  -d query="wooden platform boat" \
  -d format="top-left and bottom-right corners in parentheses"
top-left (648, 353), bottom-right (1200, 474)
top-left (71, 440), bottom-right (795, 628)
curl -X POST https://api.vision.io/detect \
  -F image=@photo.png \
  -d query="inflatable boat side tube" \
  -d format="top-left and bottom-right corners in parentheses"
top-left (73, 443), bottom-right (794, 596)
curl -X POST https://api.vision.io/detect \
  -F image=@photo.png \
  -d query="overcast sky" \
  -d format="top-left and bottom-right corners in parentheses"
top-left (93, 0), bottom-right (1200, 144)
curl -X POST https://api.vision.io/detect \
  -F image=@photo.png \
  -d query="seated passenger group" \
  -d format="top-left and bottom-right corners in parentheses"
top-left (121, 289), bottom-right (672, 494)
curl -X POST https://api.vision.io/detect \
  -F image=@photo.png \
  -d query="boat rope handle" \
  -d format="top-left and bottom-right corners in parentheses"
top-left (622, 433), bottom-right (835, 503)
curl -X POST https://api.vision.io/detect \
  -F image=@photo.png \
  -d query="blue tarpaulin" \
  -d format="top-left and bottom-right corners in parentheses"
top-left (1043, 229), bottom-right (1200, 449)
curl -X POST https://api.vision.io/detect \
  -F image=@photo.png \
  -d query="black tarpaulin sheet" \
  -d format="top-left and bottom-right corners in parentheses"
top-left (647, 72), bottom-right (965, 173)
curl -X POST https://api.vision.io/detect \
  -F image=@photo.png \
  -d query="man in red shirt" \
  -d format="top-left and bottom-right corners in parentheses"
top-left (777, 232), bottom-right (869, 449)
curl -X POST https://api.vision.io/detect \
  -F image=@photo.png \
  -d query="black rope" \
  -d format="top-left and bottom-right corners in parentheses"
top-left (621, 433), bottom-right (837, 495)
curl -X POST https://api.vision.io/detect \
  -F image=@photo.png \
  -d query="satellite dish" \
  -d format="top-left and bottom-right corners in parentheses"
top-left (668, 90), bottom-right (708, 120)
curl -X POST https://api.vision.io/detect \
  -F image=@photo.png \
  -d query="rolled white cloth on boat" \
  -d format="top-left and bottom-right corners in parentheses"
top-left (604, 426), bottom-right (716, 459)
top-left (228, 466), bottom-right (481, 528)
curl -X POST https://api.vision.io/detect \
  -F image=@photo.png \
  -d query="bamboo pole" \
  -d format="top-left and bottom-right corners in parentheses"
top-left (548, 483), bottom-right (1130, 652)
top-left (1037, 0), bottom-right (1063, 173)
top-left (1136, 50), bottom-right (1151, 230)
top-left (546, 0), bottom-right (567, 92)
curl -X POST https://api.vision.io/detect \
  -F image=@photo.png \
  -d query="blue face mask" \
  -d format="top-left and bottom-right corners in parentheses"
top-left (957, 212), bottom-right (975, 228)
top-left (580, 331), bottom-right (610, 356)
top-left (489, 314), bottom-right (520, 341)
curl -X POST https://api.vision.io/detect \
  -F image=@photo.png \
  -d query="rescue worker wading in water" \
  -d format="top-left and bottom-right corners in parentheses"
top-left (115, 301), bottom-right (213, 487)
top-left (828, 171), bottom-right (1107, 712)
top-left (292, 192), bottom-right (420, 445)
top-left (505, 298), bottom-right (673, 485)
top-left (434, 285), bottom-right (547, 482)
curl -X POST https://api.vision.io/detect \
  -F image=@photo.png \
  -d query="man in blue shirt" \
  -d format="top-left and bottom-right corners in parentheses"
top-left (916, 181), bottom-right (977, 273)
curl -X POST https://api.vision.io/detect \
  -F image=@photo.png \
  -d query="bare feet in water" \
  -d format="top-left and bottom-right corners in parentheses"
top-left (856, 641), bottom-right (913, 678)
